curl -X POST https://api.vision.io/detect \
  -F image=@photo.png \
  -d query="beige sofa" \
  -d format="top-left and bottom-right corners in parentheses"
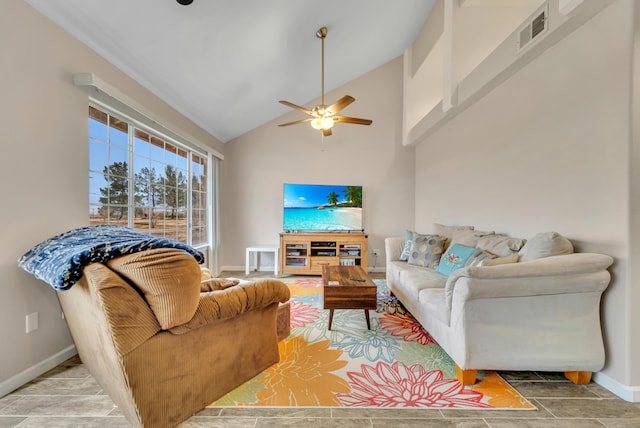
top-left (385, 227), bottom-right (613, 385)
top-left (57, 248), bottom-right (290, 428)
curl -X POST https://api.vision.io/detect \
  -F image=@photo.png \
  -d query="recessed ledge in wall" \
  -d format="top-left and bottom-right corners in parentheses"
top-left (403, 0), bottom-right (615, 147)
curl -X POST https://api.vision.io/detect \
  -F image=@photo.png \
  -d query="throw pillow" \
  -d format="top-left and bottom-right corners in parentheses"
top-left (483, 253), bottom-right (519, 266)
top-left (433, 223), bottom-right (474, 249)
top-left (400, 229), bottom-right (413, 261)
top-left (435, 244), bottom-right (476, 276)
top-left (465, 248), bottom-right (496, 267)
top-left (476, 234), bottom-right (526, 257)
top-left (450, 229), bottom-right (495, 247)
top-left (433, 223), bottom-right (474, 240)
top-left (407, 232), bottom-right (447, 269)
top-left (518, 231), bottom-right (573, 262)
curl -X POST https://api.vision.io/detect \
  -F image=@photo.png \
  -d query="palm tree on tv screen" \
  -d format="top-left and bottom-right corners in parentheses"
top-left (327, 191), bottom-right (339, 206)
top-left (342, 186), bottom-right (362, 207)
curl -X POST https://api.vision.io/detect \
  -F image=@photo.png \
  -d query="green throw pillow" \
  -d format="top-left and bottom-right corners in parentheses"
top-left (435, 243), bottom-right (476, 276)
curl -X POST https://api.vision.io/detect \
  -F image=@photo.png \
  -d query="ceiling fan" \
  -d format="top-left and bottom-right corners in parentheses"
top-left (278, 27), bottom-right (372, 137)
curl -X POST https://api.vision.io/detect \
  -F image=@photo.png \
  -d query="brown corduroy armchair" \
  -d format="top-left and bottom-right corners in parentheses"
top-left (57, 248), bottom-right (290, 428)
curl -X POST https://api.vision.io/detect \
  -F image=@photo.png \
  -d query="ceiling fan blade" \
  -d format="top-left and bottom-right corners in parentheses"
top-left (279, 100), bottom-right (315, 116)
top-left (323, 127), bottom-right (332, 137)
top-left (327, 95), bottom-right (355, 115)
top-left (333, 116), bottom-right (373, 126)
top-left (278, 118), bottom-right (313, 127)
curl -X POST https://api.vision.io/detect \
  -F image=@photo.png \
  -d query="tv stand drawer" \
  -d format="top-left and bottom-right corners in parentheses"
top-left (310, 257), bottom-right (339, 270)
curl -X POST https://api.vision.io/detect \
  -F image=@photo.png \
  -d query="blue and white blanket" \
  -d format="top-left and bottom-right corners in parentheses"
top-left (18, 225), bottom-right (204, 291)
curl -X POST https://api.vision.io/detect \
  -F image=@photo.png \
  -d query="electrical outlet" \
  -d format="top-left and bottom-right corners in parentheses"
top-left (26, 312), bottom-right (39, 333)
top-left (372, 249), bottom-right (380, 257)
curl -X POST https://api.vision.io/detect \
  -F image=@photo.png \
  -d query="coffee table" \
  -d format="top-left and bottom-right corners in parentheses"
top-left (322, 265), bottom-right (377, 330)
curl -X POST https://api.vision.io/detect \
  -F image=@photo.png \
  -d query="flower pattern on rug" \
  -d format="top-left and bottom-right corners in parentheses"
top-left (210, 277), bottom-right (535, 410)
top-left (334, 320), bottom-right (402, 363)
top-left (471, 371), bottom-right (534, 409)
top-left (395, 342), bottom-right (457, 379)
top-left (290, 300), bottom-right (320, 328)
top-left (378, 313), bottom-right (437, 346)
top-left (338, 361), bottom-right (490, 408)
top-left (253, 336), bottom-right (350, 406)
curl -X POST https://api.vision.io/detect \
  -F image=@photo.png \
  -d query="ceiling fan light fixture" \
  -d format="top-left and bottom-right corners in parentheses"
top-left (277, 25), bottom-right (372, 137)
top-left (311, 116), bottom-right (334, 130)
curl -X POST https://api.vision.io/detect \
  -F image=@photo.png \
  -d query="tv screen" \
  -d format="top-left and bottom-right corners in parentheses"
top-left (283, 183), bottom-right (363, 232)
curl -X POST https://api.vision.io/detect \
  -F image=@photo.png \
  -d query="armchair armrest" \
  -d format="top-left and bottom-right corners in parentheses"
top-left (445, 253), bottom-right (613, 306)
top-left (169, 279), bottom-right (291, 334)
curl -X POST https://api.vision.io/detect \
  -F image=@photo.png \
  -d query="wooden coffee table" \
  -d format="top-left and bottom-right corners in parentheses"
top-left (322, 265), bottom-right (377, 330)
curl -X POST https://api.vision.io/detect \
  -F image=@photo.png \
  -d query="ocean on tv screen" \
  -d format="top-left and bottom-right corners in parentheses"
top-left (283, 207), bottom-right (363, 231)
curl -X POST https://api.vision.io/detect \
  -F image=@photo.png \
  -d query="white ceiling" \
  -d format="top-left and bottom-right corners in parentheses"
top-left (26, 0), bottom-right (435, 143)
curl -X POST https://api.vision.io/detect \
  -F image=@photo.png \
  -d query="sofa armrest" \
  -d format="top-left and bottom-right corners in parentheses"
top-left (458, 253), bottom-right (612, 280)
top-left (169, 279), bottom-right (291, 334)
top-left (445, 253), bottom-right (613, 306)
top-left (385, 237), bottom-right (406, 263)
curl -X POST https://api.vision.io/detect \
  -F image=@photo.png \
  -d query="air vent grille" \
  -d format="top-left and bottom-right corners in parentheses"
top-left (531, 11), bottom-right (546, 39)
top-left (518, 6), bottom-right (548, 51)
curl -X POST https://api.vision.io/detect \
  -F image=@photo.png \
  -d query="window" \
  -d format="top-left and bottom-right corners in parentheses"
top-left (88, 105), bottom-right (209, 247)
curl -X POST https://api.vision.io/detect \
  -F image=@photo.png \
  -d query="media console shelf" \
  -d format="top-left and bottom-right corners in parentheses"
top-left (280, 232), bottom-right (368, 275)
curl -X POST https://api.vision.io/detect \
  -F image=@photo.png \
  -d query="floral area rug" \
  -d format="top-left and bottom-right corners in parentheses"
top-left (210, 277), bottom-right (535, 409)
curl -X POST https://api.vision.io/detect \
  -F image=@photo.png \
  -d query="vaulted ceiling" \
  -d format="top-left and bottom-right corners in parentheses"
top-left (26, 0), bottom-right (435, 142)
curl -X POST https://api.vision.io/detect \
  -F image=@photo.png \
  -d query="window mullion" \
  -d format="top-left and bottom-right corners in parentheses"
top-left (128, 126), bottom-right (135, 228)
top-left (187, 152), bottom-right (193, 245)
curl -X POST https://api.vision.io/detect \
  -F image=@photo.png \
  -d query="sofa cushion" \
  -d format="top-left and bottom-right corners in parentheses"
top-left (519, 232), bottom-right (573, 262)
top-left (476, 234), bottom-right (526, 257)
top-left (407, 232), bottom-right (447, 269)
top-left (397, 267), bottom-right (447, 302)
top-left (106, 248), bottom-right (202, 330)
top-left (435, 244), bottom-right (476, 277)
top-left (450, 229), bottom-right (495, 247)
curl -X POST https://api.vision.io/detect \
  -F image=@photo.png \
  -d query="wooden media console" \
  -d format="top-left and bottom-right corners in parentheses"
top-left (279, 232), bottom-right (368, 275)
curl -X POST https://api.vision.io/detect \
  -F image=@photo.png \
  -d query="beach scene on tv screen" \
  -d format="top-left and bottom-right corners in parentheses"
top-left (283, 184), bottom-right (363, 231)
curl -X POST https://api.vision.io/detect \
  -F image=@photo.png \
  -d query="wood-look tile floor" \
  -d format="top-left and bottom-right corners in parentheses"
top-left (1, 271), bottom-right (638, 428)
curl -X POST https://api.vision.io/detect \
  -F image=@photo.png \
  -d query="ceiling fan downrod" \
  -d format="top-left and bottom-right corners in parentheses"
top-left (316, 27), bottom-right (327, 110)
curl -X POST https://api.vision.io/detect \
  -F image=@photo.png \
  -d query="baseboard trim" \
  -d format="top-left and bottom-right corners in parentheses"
top-left (224, 265), bottom-right (260, 273)
top-left (0, 345), bottom-right (77, 398)
top-left (593, 371), bottom-right (640, 402)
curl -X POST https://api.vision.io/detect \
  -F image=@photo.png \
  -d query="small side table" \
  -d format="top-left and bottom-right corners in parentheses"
top-left (245, 245), bottom-right (279, 277)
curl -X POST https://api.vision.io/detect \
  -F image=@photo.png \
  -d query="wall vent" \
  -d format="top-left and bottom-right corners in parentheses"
top-left (518, 5), bottom-right (549, 51)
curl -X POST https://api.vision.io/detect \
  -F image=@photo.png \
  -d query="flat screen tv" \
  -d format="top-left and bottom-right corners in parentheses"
top-left (283, 183), bottom-right (363, 232)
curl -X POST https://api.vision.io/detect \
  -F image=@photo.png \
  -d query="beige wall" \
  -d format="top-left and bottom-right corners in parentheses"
top-left (413, 0), bottom-right (637, 394)
top-left (221, 57), bottom-right (415, 272)
top-left (0, 0), bottom-right (224, 392)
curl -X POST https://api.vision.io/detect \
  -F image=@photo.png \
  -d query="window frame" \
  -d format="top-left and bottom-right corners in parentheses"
top-left (88, 101), bottom-right (211, 254)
